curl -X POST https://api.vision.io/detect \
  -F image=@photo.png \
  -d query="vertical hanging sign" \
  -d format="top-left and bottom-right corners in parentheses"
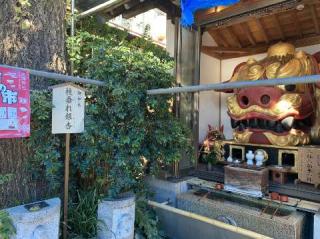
top-left (51, 83), bottom-right (85, 134)
top-left (0, 67), bottom-right (30, 138)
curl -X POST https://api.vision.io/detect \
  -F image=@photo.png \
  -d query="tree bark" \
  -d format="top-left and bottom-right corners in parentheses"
top-left (0, 0), bottom-right (66, 207)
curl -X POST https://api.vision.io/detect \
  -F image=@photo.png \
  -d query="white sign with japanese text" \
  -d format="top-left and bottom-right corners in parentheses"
top-left (51, 83), bottom-right (85, 134)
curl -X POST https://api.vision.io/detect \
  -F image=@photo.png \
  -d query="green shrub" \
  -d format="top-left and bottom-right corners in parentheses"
top-left (69, 43), bottom-right (192, 198)
top-left (24, 20), bottom-right (193, 238)
top-left (68, 190), bottom-right (98, 238)
top-left (26, 91), bottom-right (63, 192)
top-left (135, 199), bottom-right (163, 239)
top-left (0, 210), bottom-right (15, 239)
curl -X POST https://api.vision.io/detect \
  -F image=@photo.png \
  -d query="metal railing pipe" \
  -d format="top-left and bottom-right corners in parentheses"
top-left (0, 64), bottom-right (106, 86)
top-left (147, 75), bottom-right (320, 95)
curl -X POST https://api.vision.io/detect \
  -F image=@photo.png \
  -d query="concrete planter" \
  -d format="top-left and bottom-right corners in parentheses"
top-left (314, 213), bottom-right (320, 239)
top-left (97, 193), bottom-right (135, 239)
top-left (146, 176), bottom-right (190, 206)
top-left (177, 191), bottom-right (306, 239)
top-left (6, 198), bottom-right (61, 239)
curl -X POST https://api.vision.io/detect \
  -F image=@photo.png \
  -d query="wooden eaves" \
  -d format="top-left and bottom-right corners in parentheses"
top-left (196, 0), bottom-right (320, 59)
top-left (76, 0), bottom-right (180, 20)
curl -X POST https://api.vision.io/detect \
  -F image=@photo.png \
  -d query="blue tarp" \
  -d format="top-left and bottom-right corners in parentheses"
top-left (181, 0), bottom-right (240, 26)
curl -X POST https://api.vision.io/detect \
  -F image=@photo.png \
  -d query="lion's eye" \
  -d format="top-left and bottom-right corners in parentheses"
top-left (285, 85), bottom-right (296, 92)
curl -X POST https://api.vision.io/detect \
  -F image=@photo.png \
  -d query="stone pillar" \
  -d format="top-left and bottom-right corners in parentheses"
top-left (6, 198), bottom-right (61, 239)
top-left (97, 194), bottom-right (135, 239)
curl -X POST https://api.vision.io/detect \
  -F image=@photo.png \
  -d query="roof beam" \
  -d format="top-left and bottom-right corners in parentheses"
top-left (202, 34), bottom-right (320, 60)
top-left (310, 4), bottom-right (320, 34)
top-left (201, 47), bottom-right (222, 59)
top-left (239, 22), bottom-right (256, 46)
top-left (255, 18), bottom-right (269, 43)
top-left (201, 45), bottom-right (269, 59)
top-left (272, 14), bottom-right (285, 40)
top-left (202, 46), bottom-right (251, 54)
top-left (208, 30), bottom-right (229, 47)
top-left (225, 27), bottom-right (242, 48)
top-left (198, 0), bottom-right (305, 30)
top-left (292, 10), bottom-right (303, 38)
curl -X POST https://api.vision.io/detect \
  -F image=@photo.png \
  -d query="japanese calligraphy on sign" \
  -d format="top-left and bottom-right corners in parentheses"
top-left (51, 83), bottom-right (85, 134)
top-left (298, 146), bottom-right (320, 186)
top-left (0, 67), bottom-right (30, 138)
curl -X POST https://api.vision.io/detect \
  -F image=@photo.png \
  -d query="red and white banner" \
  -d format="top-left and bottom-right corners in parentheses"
top-left (0, 67), bottom-right (30, 138)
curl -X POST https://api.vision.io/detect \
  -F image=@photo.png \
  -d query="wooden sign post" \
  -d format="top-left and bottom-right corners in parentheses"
top-left (51, 83), bottom-right (85, 239)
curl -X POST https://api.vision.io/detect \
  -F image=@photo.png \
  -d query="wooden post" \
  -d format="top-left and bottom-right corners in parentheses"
top-left (63, 133), bottom-right (71, 239)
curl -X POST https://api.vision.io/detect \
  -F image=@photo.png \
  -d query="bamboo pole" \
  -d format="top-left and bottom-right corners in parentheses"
top-left (147, 74), bottom-right (320, 95)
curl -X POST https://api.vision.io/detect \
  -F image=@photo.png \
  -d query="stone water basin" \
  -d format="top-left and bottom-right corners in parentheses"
top-left (177, 190), bottom-right (306, 239)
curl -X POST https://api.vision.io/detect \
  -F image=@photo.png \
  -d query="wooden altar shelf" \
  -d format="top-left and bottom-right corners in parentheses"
top-left (269, 182), bottom-right (320, 203)
top-left (269, 166), bottom-right (292, 185)
top-left (197, 0), bottom-right (320, 59)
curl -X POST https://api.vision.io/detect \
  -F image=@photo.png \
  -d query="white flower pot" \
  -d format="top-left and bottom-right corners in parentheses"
top-left (97, 193), bottom-right (135, 239)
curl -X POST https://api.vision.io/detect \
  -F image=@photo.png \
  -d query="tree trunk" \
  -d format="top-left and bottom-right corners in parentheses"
top-left (0, 0), bottom-right (66, 207)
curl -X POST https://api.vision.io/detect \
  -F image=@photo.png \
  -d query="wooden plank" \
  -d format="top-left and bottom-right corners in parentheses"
top-left (225, 27), bottom-right (243, 48)
top-left (208, 30), bottom-right (223, 46)
top-left (255, 18), bottom-right (270, 43)
top-left (201, 47), bottom-right (259, 60)
top-left (202, 46), bottom-right (250, 54)
top-left (292, 10), bottom-right (303, 38)
top-left (310, 4), bottom-right (320, 34)
top-left (272, 14), bottom-right (285, 40)
top-left (201, 48), bottom-right (222, 59)
top-left (203, 30), bottom-right (320, 59)
top-left (269, 182), bottom-right (320, 203)
top-left (208, 30), bottom-right (229, 47)
top-left (201, 46), bottom-right (259, 60)
top-left (239, 22), bottom-right (256, 46)
top-left (293, 34), bottom-right (320, 47)
top-left (197, 0), bottom-right (305, 30)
